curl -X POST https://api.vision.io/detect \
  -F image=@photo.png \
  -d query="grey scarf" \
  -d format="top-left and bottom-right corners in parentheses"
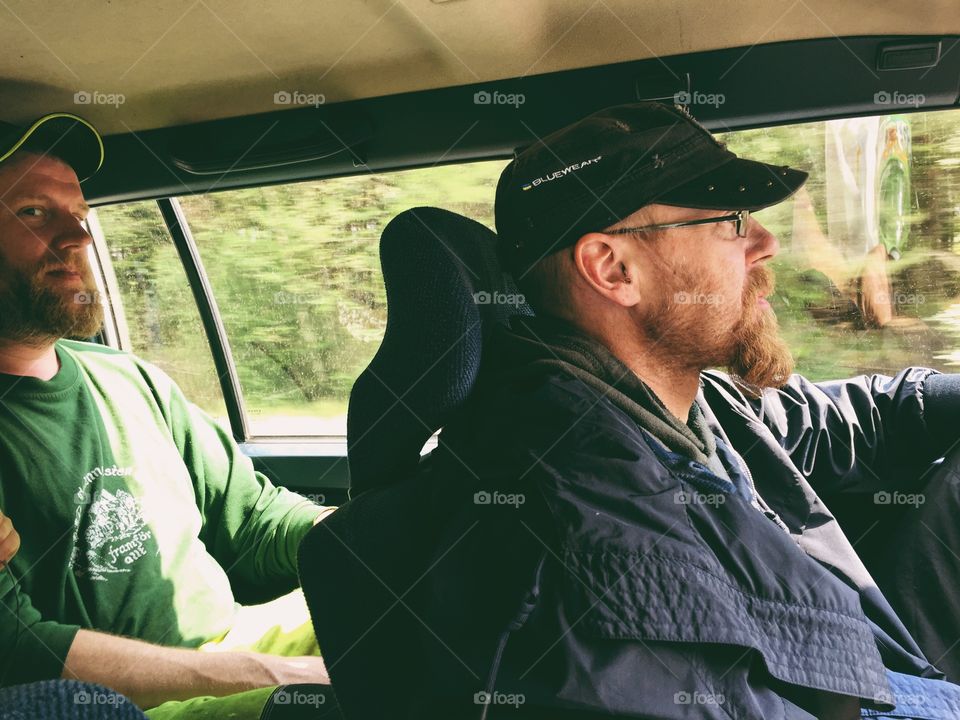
top-left (486, 313), bottom-right (725, 475)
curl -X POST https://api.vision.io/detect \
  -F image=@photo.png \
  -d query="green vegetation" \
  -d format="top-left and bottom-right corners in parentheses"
top-left (95, 110), bottom-right (960, 435)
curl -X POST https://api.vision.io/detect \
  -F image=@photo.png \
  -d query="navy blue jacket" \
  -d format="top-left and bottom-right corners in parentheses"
top-left (417, 317), bottom-right (960, 719)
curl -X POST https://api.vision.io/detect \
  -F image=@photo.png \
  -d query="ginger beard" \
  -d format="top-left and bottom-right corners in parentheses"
top-left (637, 259), bottom-right (794, 389)
top-left (0, 252), bottom-right (103, 346)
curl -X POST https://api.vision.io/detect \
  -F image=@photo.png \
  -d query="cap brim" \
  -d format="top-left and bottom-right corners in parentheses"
top-left (0, 113), bottom-right (104, 183)
top-left (654, 155), bottom-right (808, 212)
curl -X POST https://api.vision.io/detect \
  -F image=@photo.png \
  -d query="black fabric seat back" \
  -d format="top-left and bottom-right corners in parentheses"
top-left (346, 206), bottom-right (530, 496)
top-left (301, 207), bottom-right (531, 719)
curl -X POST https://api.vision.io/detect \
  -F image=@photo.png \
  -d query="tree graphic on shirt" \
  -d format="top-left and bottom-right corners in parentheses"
top-left (80, 488), bottom-right (150, 581)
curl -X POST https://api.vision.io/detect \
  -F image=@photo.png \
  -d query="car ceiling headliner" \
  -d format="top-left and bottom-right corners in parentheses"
top-left (1, 0), bottom-right (958, 135)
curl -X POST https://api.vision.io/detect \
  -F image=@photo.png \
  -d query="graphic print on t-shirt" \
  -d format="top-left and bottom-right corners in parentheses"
top-left (70, 465), bottom-right (154, 581)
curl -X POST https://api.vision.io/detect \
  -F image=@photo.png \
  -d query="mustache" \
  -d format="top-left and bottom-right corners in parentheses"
top-left (745, 265), bottom-right (775, 300)
top-left (35, 254), bottom-right (92, 278)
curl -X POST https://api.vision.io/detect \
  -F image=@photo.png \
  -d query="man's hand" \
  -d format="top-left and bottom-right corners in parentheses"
top-left (259, 654), bottom-right (330, 685)
top-left (63, 629), bottom-right (330, 710)
top-left (0, 510), bottom-right (20, 569)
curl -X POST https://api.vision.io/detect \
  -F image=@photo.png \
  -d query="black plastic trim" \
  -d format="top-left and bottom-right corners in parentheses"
top-left (156, 197), bottom-right (249, 442)
top-left (83, 34), bottom-right (960, 206)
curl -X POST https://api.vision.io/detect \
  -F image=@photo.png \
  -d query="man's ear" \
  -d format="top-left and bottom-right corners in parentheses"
top-left (573, 232), bottom-right (642, 308)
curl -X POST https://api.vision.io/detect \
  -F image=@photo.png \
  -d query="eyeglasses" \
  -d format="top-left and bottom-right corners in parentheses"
top-left (603, 209), bottom-right (751, 238)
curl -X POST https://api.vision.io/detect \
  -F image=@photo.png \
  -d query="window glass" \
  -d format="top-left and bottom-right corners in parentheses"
top-left (163, 108), bottom-right (960, 439)
top-left (719, 109), bottom-right (960, 380)
top-left (178, 160), bottom-right (508, 437)
top-left (91, 201), bottom-right (230, 426)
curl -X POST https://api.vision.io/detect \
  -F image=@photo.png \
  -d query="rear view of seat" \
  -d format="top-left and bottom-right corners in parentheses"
top-left (298, 207), bottom-right (531, 719)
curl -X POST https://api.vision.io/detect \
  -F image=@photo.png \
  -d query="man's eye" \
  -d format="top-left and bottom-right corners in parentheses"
top-left (19, 207), bottom-right (46, 218)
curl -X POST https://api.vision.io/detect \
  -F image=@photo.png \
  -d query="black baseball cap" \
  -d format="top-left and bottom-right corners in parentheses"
top-left (0, 113), bottom-right (104, 183)
top-left (495, 102), bottom-right (808, 276)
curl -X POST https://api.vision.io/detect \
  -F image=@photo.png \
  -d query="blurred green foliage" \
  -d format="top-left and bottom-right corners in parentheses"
top-left (96, 110), bottom-right (960, 435)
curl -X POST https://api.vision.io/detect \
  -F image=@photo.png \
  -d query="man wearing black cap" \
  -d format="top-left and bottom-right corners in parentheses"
top-left (0, 115), bottom-right (335, 718)
top-left (419, 103), bottom-right (960, 718)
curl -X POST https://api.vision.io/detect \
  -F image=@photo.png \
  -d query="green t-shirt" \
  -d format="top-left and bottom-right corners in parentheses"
top-left (0, 340), bottom-right (322, 686)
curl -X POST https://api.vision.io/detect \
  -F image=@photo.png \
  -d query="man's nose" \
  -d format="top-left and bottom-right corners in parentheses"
top-left (747, 218), bottom-right (779, 264)
top-left (50, 215), bottom-right (92, 253)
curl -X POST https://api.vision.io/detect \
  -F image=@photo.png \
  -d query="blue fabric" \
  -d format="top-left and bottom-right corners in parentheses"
top-left (861, 670), bottom-right (960, 718)
top-left (0, 680), bottom-right (145, 719)
top-left (713, 435), bottom-right (758, 503)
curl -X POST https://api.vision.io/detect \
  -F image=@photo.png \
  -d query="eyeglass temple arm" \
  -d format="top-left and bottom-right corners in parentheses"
top-left (604, 211), bottom-right (743, 235)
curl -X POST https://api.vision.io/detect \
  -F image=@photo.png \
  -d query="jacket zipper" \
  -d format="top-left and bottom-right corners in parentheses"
top-left (728, 446), bottom-right (792, 534)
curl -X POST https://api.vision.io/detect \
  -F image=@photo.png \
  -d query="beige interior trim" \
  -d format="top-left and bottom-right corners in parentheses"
top-left (1, 0), bottom-right (957, 135)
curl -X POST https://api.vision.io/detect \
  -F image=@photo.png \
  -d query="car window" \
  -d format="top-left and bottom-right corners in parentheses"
top-left (176, 160), bottom-right (508, 438)
top-left (90, 200), bottom-right (230, 427)
top-left (719, 108), bottom-right (960, 381)
top-left (92, 108), bottom-right (959, 442)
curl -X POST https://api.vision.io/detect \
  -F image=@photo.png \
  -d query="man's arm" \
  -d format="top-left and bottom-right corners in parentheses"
top-left (721, 367), bottom-right (960, 494)
top-left (0, 536), bottom-right (80, 688)
top-left (62, 629), bottom-right (328, 710)
top-left (143, 361), bottom-right (329, 590)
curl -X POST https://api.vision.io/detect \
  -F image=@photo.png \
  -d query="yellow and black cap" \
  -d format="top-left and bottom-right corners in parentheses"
top-left (0, 113), bottom-right (104, 183)
top-left (495, 102), bottom-right (808, 276)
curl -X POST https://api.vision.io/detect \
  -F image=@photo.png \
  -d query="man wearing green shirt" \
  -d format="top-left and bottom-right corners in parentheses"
top-left (0, 114), bottom-right (334, 718)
